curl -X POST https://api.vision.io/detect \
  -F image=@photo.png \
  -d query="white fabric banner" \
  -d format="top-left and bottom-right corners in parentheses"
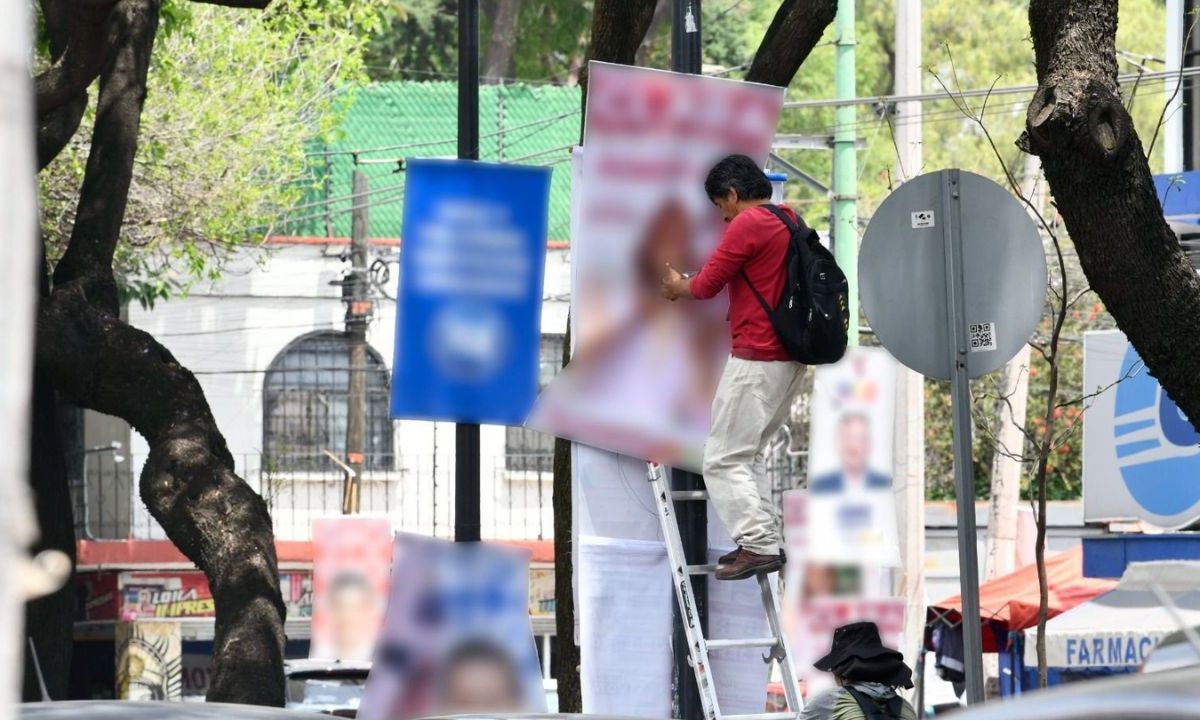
top-left (578, 536), bottom-right (673, 717)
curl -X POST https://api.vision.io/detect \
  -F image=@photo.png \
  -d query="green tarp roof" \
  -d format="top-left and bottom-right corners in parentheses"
top-left (286, 81), bottom-right (581, 242)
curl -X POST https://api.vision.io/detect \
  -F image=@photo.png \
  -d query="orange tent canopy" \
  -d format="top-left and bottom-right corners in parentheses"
top-left (929, 546), bottom-right (1116, 638)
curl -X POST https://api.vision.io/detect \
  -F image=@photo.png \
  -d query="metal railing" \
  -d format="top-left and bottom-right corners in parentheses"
top-left (70, 433), bottom-right (807, 543)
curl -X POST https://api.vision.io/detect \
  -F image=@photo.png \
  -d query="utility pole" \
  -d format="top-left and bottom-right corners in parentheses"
top-left (456, 0), bottom-right (482, 543)
top-left (834, 0), bottom-right (858, 346)
top-left (343, 170), bottom-right (371, 514)
top-left (984, 155), bottom-right (1043, 578)
top-left (891, 0), bottom-right (926, 681)
top-left (670, 4), bottom-right (706, 720)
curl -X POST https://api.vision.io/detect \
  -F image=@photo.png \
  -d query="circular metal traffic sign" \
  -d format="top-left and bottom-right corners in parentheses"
top-left (859, 169), bottom-right (1047, 380)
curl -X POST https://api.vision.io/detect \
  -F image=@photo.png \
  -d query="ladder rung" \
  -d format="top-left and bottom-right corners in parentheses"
top-left (687, 564), bottom-right (720, 574)
top-left (727, 713), bottom-right (797, 720)
top-left (671, 490), bottom-right (709, 501)
top-left (706, 637), bottom-right (779, 650)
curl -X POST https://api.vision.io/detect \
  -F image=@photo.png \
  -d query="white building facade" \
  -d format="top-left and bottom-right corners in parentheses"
top-left (82, 239), bottom-right (572, 542)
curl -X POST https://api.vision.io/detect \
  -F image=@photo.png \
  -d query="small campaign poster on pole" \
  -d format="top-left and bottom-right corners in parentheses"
top-left (391, 158), bottom-right (552, 425)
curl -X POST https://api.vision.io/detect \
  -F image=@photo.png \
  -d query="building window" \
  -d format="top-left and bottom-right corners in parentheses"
top-left (506, 334), bottom-right (565, 472)
top-left (263, 331), bottom-right (394, 471)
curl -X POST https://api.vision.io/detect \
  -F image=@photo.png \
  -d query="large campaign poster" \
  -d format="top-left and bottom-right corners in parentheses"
top-left (359, 534), bottom-right (545, 720)
top-left (391, 159), bottom-right (551, 425)
top-left (782, 348), bottom-right (905, 697)
top-left (528, 62), bottom-right (785, 471)
top-left (1083, 330), bottom-right (1200, 529)
top-left (310, 516), bottom-right (393, 662)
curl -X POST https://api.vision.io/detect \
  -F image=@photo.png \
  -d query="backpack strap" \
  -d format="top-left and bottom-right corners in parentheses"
top-left (737, 204), bottom-right (803, 315)
top-left (845, 686), bottom-right (905, 720)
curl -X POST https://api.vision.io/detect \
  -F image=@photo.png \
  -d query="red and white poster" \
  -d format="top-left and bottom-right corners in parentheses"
top-left (528, 62), bottom-right (785, 471)
top-left (310, 516), bottom-right (393, 662)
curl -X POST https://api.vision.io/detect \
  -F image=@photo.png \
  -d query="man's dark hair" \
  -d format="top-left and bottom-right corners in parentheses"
top-left (704, 154), bottom-right (773, 202)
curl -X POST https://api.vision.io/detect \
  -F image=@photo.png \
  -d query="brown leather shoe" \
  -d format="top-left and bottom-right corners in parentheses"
top-left (715, 548), bottom-right (784, 580)
top-left (719, 547), bottom-right (787, 566)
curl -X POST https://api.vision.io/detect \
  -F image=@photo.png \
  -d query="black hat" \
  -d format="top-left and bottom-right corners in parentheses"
top-left (814, 621), bottom-right (913, 689)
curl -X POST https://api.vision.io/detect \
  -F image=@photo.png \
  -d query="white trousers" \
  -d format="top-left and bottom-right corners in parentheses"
top-left (702, 356), bottom-right (805, 555)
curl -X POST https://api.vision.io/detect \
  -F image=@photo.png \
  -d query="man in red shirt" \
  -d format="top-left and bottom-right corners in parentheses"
top-left (661, 154), bottom-right (805, 580)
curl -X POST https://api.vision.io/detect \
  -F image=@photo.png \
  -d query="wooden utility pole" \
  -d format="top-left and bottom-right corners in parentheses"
top-left (343, 170), bottom-right (371, 514)
top-left (984, 155), bottom-right (1044, 578)
top-left (892, 0), bottom-right (926, 681)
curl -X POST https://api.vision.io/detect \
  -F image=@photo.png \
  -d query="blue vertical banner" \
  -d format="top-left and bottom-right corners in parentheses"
top-left (391, 159), bottom-right (551, 425)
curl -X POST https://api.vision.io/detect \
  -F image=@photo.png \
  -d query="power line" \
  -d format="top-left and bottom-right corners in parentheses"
top-left (782, 66), bottom-right (1200, 110)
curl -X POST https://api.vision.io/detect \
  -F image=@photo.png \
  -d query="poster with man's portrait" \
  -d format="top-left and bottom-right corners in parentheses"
top-left (310, 516), bottom-right (393, 662)
top-left (805, 348), bottom-right (901, 567)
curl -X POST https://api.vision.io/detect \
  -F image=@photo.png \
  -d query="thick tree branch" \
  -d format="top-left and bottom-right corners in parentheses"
top-left (33, 15), bottom-right (110, 119)
top-left (37, 286), bottom-right (287, 706)
top-left (189, 0), bottom-right (271, 7)
top-left (1024, 0), bottom-right (1200, 434)
top-left (52, 0), bottom-right (159, 313)
top-left (37, 94), bottom-right (88, 170)
top-left (745, 0), bottom-right (838, 87)
top-left (36, 0), bottom-right (287, 705)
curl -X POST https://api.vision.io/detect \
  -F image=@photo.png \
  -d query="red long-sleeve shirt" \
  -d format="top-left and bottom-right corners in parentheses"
top-left (689, 204), bottom-right (796, 361)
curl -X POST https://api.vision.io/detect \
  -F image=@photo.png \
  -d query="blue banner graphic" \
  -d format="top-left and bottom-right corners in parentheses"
top-left (391, 159), bottom-right (551, 424)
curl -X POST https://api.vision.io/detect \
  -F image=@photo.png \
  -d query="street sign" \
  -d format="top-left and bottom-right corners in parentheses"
top-left (859, 169), bottom-right (1047, 705)
top-left (860, 170), bottom-right (1046, 380)
top-left (390, 158), bottom-right (551, 425)
top-left (1084, 330), bottom-right (1200, 529)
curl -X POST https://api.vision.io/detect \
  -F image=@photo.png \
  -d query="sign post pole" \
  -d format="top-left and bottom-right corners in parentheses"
top-left (938, 170), bottom-right (986, 704)
top-left (455, 0), bottom-right (481, 543)
top-left (671, 4), bottom-right (706, 720)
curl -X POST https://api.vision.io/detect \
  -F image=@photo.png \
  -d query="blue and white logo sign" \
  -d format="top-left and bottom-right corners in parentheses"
top-left (391, 159), bottom-right (551, 425)
top-left (1084, 331), bottom-right (1200, 528)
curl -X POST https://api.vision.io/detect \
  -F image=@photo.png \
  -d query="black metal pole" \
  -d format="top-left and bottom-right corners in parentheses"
top-left (670, 3), bottom-right (704, 720)
top-left (455, 0), bottom-right (481, 543)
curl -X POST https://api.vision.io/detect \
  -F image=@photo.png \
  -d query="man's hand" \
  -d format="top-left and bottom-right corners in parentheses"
top-left (661, 263), bottom-right (692, 301)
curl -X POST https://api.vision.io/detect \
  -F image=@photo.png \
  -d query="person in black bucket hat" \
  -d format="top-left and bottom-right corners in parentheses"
top-left (800, 622), bottom-right (917, 720)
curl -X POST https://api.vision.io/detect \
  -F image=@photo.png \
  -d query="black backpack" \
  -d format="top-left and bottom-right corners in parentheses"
top-left (738, 204), bottom-right (850, 365)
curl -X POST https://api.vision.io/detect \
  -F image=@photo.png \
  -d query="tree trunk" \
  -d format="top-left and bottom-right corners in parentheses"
top-left (552, 316), bottom-right (580, 713)
top-left (635, 0), bottom-right (670, 67)
top-left (1025, 0), bottom-right (1200, 433)
top-left (745, 0), bottom-right (839, 87)
top-left (579, 0), bottom-right (659, 126)
top-left (36, 0), bottom-right (287, 705)
top-left (483, 0), bottom-right (521, 83)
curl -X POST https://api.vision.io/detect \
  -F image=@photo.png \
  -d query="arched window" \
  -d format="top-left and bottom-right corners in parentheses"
top-left (263, 331), bottom-right (394, 471)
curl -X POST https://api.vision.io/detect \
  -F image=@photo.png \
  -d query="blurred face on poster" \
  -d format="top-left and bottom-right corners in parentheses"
top-left (327, 572), bottom-right (382, 661)
top-left (837, 413), bottom-right (872, 479)
top-left (438, 641), bottom-right (524, 714)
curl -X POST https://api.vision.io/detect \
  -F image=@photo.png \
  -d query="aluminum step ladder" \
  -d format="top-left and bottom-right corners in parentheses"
top-left (647, 461), bottom-right (804, 720)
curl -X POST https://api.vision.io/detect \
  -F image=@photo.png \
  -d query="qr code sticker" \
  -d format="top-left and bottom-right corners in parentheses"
top-left (969, 322), bottom-right (997, 352)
